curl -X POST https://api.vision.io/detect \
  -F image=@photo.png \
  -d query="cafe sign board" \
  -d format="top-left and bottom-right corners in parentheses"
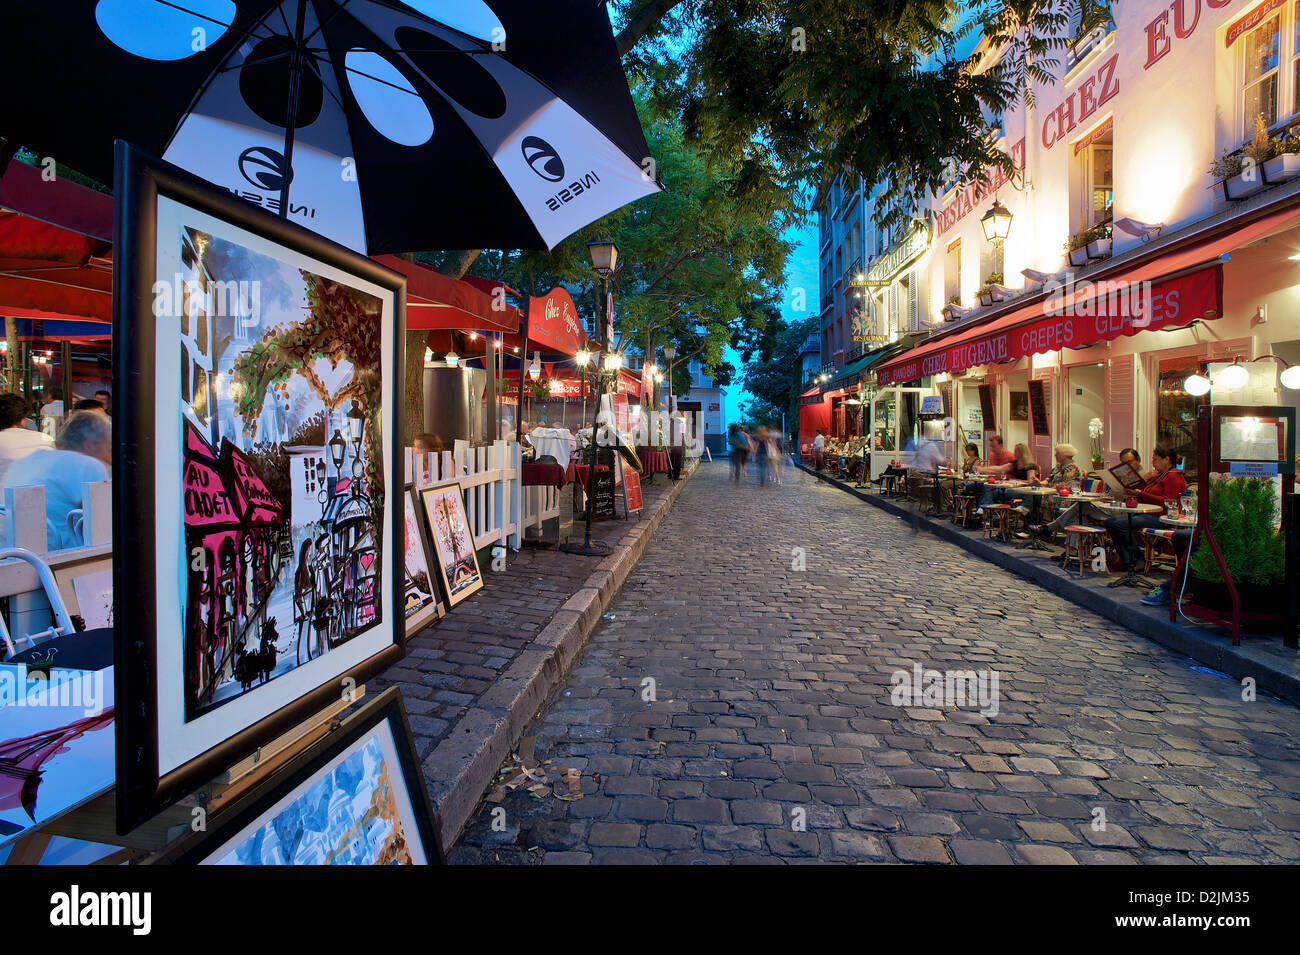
top-left (861, 221), bottom-right (931, 287)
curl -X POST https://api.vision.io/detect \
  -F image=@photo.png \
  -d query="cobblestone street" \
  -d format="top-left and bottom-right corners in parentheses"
top-left (453, 460), bottom-right (1300, 864)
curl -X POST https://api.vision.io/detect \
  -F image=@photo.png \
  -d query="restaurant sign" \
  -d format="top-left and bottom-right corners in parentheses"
top-left (862, 221), bottom-right (931, 286)
top-left (874, 266), bottom-right (1222, 386)
top-left (936, 138), bottom-right (1026, 235)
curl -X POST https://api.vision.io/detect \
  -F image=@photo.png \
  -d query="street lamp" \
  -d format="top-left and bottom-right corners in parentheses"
top-left (562, 240), bottom-right (622, 556)
top-left (329, 427), bottom-right (346, 480)
top-left (444, 350), bottom-right (459, 367)
top-left (981, 199), bottom-right (1013, 279)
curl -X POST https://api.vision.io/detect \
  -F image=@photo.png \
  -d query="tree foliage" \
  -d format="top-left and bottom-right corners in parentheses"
top-left (460, 92), bottom-right (796, 391)
top-left (617, 0), bottom-right (1111, 233)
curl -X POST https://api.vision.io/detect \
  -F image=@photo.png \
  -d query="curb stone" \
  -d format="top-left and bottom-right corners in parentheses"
top-left (423, 464), bottom-right (699, 851)
top-left (796, 462), bottom-right (1300, 708)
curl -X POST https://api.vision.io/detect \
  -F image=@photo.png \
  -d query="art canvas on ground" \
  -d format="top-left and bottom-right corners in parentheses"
top-left (420, 481), bottom-right (484, 607)
top-left (403, 484), bottom-right (442, 634)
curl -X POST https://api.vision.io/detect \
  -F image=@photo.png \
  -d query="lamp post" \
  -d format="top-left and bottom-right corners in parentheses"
top-left (561, 239), bottom-right (620, 556)
top-left (980, 199), bottom-right (1013, 278)
top-left (663, 344), bottom-right (677, 459)
top-left (576, 347), bottom-right (591, 437)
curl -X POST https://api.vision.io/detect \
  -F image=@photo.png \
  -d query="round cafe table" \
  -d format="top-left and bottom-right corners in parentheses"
top-left (1159, 514), bottom-right (1197, 528)
top-left (636, 446), bottom-right (671, 484)
top-left (1095, 501), bottom-right (1164, 589)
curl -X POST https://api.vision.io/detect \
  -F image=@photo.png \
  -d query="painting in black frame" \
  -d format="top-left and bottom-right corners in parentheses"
top-left (113, 142), bottom-right (407, 834)
top-left (419, 479), bottom-right (484, 608)
top-left (403, 482), bottom-right (444, 635)
top-left (171, 687), bottom-right (443, 864)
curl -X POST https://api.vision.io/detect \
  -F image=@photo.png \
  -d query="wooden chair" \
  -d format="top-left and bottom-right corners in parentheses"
top-left (983, 503), bottom-right (1018, 542)
top-left (1062, 525), bottom-right (1108, 575)
top-left (1140, 527), bottom-right (1179, 572)
top-left (953, 494), bottom-right (977, 526)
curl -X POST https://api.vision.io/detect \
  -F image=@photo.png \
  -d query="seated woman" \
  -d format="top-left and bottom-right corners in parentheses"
top-left (959, 442), bottom-right (982, 477)
top-left (1103, 444), bottom-right (1186, 572)
top-left (1046, 444), bottom-right (1083, 488)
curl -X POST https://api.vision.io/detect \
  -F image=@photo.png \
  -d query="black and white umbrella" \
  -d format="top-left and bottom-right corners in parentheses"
top-left (0, 0), bottom-right (661, 253)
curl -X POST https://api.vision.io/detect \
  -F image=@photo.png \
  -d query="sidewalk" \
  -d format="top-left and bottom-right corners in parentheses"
top-left (797, 461), bottom-right (1300, 707)
top-left (370, 462), bottom-right (697, 850)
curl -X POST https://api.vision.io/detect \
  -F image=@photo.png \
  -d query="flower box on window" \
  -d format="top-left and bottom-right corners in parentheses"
top-left (1263, 152), bottom-right (1300, 184)
top-left (1221, 169), bottom-right (1267, 201)
top-left (1085, 237), bottom-right (1111, 260)
top-left (1067, 245), bottom-right (1090, 268)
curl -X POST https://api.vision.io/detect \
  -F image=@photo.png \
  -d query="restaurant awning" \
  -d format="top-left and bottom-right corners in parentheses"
top-left (373, 255), bottom-right (519, 334)
top-left (874, 193), bottom-right (1300, 386)
top-left (822, 352), bottom-right (875, 394)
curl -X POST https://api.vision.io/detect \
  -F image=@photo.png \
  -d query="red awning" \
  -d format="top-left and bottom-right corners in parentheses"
top-left (0, 159), bottom-right (113, 242)
top-left (373, 255), bottom-right (520, 334)
top-left (0, 209), bottom-right (113, 322)
top-left (875, 197), bottom-right (1300, 386)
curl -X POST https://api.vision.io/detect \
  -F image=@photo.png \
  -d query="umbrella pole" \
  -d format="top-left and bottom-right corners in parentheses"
top-left (516, 298), bottom-right (531, 444)
top-left (277, 0), bottom-right (309, 219)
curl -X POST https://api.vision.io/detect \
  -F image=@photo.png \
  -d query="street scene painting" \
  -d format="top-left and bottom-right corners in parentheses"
top-left (403, 485), bottom-right (441, 634)
top-left (178, 225), bottom-right (386, 720)
top-left (201, 722), bottom-right (425, 865)
top-left (419, 481), bottom-right (483, 607)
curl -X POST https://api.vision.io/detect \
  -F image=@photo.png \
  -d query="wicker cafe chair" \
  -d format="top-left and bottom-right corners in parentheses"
top-left (1062, 525), bottom-right (1108, 575)
top-left (953, 494), bottom-right (977, 526)
top-left (1140, 527), bottom-right (1179, 572)
top-left (983, 503), bottom-right (1019, 542)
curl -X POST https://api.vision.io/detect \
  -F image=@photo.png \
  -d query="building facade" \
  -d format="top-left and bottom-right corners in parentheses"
top-left (862, 0), bottom-right (1300, 479)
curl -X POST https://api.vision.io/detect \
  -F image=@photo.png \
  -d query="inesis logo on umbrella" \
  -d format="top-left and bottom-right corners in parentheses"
top-left (522, 135), bottom-right (603, 213)
top-left (238, 146), bottom-right (293, 192)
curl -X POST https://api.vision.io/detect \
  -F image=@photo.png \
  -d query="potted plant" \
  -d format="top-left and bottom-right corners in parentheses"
top-left (1263, 128), bottom-right (1300, 183)
top-left (986, 272), bottom-right (1010, 300)
top-left (1084, 223), bottom-right (1111, 260)
top-left (1087, 417), bottom-right (1104, 470)
top-left (1065, 229), bottom-right (1091, 267)
top-left (1188, 476), bottom-right (1286, 611)
top-left (1213, 113), bottom-right (1275, 200)
top-left (977, 284), bottom-right (993, 307)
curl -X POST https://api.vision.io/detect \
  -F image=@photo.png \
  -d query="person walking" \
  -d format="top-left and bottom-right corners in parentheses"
top-left (754, 426), bottom-right (769, 486)
top-left (728, 423), bottom-right (750, 483)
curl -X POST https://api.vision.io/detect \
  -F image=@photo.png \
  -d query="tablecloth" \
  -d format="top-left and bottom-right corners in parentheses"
top-left (521, 462), bottom-right (568, 489)
top-left (637, 447), bottom-right (670, 475)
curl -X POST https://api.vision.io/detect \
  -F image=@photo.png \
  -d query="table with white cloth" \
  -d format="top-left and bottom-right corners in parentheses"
top-left (527, 428), bottom-right (572, 469)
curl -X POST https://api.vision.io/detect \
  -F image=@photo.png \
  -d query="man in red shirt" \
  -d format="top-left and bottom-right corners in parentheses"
top-left (1104, 444), bottom-right (1186, 572)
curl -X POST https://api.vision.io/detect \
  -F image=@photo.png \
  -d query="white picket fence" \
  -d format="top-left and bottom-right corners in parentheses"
top-left (405, 439), bottom-right (561, 551)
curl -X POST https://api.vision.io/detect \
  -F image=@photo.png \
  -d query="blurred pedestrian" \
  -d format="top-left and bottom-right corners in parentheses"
top-left (727, 423), bottom-right (749, 483)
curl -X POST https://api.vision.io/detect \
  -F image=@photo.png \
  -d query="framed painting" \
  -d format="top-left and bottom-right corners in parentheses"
top-left (52, 553), bottom-right (114, 631)
top-left (112, 143), bottom-right (406, 833)
top-left (419, 480), bottom-right (484, 608)
top-left (403, 483), bottom-right (444, 635)
top-left (173, 688), bottom-right (442, 865)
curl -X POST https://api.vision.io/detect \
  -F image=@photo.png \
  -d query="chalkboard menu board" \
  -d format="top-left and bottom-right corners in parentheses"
top-left (590, 469), bottom-right (617, 521)
top-left (978, 384), bottom-right (995, 432)
top-left (1028, 379), bottom-right (1049, 436)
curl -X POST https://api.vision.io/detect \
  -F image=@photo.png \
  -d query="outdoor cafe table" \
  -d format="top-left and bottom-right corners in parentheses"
top-left (1095, 501), bottom-right (1164, 589)
top-left (521, 461), bottom-right (569, 489)
top-left (1017, 486), bottom-right (1060, 551)
top-left (636, 446), bottom-right (670, 484)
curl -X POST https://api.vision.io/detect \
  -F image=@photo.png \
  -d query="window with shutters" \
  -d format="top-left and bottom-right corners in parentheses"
top-left (1105, 356), bottom-right (1135, 460)
top-left (1157, 355), bottom-right (1207, 479)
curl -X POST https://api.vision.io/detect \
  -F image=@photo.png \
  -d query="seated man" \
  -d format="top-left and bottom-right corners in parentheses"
top-left (1, 410), bottom-right (111, 551)
top-left (1103, 444), bottom-right (1186, 572)
top-left (958, 433), bottom-right (1015, 514)
top-left (1141, 527), bottom-right (1194, 606)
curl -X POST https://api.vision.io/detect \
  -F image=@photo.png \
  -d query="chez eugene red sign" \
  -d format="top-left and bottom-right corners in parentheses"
top-left (875, 266), bottom-right (1222, 386)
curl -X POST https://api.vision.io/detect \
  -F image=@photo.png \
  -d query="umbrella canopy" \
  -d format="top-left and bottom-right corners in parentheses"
top-left (0, 0), bottom-right (661, 254)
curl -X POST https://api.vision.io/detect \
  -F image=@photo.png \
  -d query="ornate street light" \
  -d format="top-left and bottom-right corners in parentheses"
top-left (444, 350), bottom-right (459, 367)
top-left (329, 427), bottom-right (346, 479)
top-left (586, 237), bottom-right (619, 275)
top-left (980, 199), bottom-right (1013, 244)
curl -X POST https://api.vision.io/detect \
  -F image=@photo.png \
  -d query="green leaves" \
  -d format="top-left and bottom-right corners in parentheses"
top-left (1189, 477), bottom-right (1285, 586)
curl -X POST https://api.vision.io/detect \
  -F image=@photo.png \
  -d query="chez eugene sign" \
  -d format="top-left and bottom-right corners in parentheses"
top-left (875, 266), bottom-right (1222, 386)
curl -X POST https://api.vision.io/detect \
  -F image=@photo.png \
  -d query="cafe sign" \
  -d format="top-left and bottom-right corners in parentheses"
top-left (861, 221), bottom-right (931, 287)
top-left (851, 306), bottom-right (889, 344)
